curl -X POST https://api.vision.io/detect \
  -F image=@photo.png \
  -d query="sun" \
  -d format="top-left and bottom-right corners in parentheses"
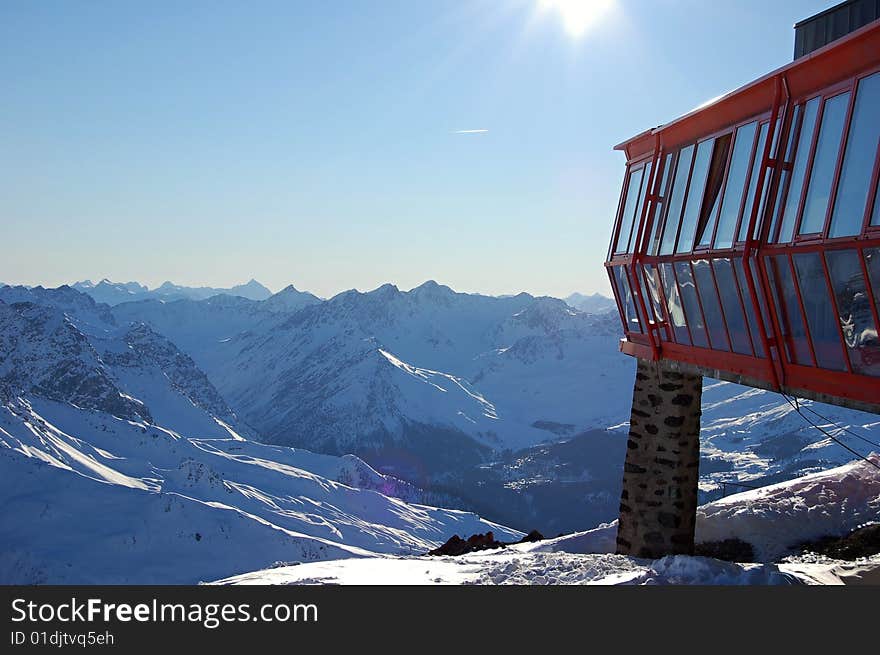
top-left (538, 0), bottom-right (615, 38)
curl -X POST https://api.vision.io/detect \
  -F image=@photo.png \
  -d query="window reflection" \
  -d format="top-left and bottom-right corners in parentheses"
top-left (674, 262), bottom-right (709, 347)
top-left (715, 122), bottom-right (758, 249)
top-left (614, 167), bottom-right (645, 254)
top-left (799, 92), bottom-right (850, 235)
top-left (659, 263), bottom-right (690, 345)
top-left (648, 153), bottom-right (674, 255)
top-left (793, 252), bottom-right (847, 371)
top-left (692, 259), bottom-right (730, 351)
top-left (675, 140), bottom-right (713, 253)
top-left (737, 122), bottom-right (769, 242)
top-left (713, 259), bottom-right (753, 355)
top-left (776, 98), bottom-right (820, 242)
top-left (660, 146), bottom-right (695, 255)
top-left (695, 134), bottom-right (733, 248)
top-left (829, 73), bottom-right (880, 238)
top-left (766, 255), bottom-right (813, 365)
top-left (613, 266), bottom-right (641, 333)
top-left (826, 250), bottom-right (880, 376)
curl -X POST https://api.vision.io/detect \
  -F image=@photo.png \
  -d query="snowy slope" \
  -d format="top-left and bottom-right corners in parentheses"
top-left (0, 285), bottom-right (521, 583)
top-left (0, 394), bottom-right (520, 584)
top-left (215, 455), bottom-right (880, 585)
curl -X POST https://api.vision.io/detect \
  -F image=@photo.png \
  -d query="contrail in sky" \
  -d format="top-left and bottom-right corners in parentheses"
top-left (452, 129), bottom-right (489, 134)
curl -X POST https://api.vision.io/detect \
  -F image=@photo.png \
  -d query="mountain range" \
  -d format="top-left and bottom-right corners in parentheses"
top-left (70, 278), bottom-right (279, 305)
top-left (1, 278), bottom-right (878, 582)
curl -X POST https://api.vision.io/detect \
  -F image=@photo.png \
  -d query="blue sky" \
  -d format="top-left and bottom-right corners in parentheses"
top-left (0, 0), bottom-right (833, 298)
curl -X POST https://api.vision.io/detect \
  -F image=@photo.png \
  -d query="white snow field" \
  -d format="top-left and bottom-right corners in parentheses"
top-left (0, 397), bottom-right (519, 584)
top-left (214, 456), bottom-right (880, 585)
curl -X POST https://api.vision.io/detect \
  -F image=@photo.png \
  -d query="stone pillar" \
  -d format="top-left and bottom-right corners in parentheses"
top-left (615, 358), bottom-right (702, 558)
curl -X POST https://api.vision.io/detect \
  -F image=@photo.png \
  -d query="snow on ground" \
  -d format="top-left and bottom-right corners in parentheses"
top-left (215, 549), bottom-right (861, 586)
top-left (215, 455), bottom-right (880, 585)
top-left (0, 396), bottom-right (520, 584)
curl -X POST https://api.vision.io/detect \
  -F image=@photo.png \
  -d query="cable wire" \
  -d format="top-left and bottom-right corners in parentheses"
top-left (780, 393), bottom-right (880, 471)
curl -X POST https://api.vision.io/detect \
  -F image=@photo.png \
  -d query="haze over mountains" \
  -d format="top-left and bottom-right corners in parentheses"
top-left (1, 278), bottom-right (878, 582)
top-left (71, 278), bottom-right (278, 305)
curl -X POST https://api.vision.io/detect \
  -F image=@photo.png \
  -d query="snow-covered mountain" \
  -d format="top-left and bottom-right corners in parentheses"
top-left (103, 279), bottom-right (880, 533)
top-left (0, 297), bottom-right (519, 584)
top-left (72, 278), bottom-right (275, 305)
top-left (214, 455), bottom-right (880, 585)
top-left (564, 292), bottom-right (617, 314)
top-left (263, 284), bottom-right (323, 313)
top-left (5, 281), bottom-right (879, 539)
top-left (115, 282), bottom-right (628, 469)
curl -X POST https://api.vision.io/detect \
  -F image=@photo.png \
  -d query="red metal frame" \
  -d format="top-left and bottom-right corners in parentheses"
top-left (606, 18), bottom-right (880, 409)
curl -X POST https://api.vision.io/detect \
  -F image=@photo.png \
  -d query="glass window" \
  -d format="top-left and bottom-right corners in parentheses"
top-left (713, 259), bottom-right (753, 355)
top-left (769, 105), bottom-right (802, 242)
top-left (648, 153), bottom-right (674, 255)
top-left (613, 266), bottom-right (641, 333)
top-left (766, 255), bottom-right (812, 365)
top-left (695, 134), bottom-right (733, 248)
top-left (829, 73), bottom-right (880, 238)
top-left (792, 253), bottom-right (846, 371)
top-left (675, 140), bottom-right (713, 253)
top-left (613, 167), bottom-right (645, 254)
top-left (674, 262), bottom-right (709, 348)
top-left (826, 250), bottom-right (880, 376)
top-left (799, 92), bottom-right (851, 235)
top-left (865, 248), bottom-right (880, 319)
top-left (659, 146), bottom-right (695, 255)
top-left (872, 177), bottom-right (880, 227)
top-left (733, 258), bottom-right (766, 357)
top-left (775, 99), bottom-right (821, 243)
top-left (641, 264), bottom-right (666, 336)
top-left (659, 263), bottom-right (689, 344)
top-left (626, 162), bottom-right (653, 254)
top-left (750, 116), bottom-right (783, 241)
top-left (737, 122), bottom-right (769, 243)
top-left (692, 259), bottom-right (730, 351)
top-left (714, 122), bottom-right (758, 249)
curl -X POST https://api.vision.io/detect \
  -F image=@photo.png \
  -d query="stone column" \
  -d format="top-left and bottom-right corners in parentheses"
top-left (615, 358), bottom-right (702, 558)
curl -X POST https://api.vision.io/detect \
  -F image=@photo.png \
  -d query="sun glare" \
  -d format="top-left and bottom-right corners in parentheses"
top-left (539, 0), bottom-right (615, 38)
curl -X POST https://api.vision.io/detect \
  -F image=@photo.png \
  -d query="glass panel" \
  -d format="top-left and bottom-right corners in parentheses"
top-left (829, 73), bottom-right (880, 238)
top-left (659, 263), bottom-right (689, 344)
top-left (641, 265), bottom-right (665, 333)
top-left (826, 250), bottom-right (880, 376)
top-left (792, 252), bottom-right (846, 371)
top-left (799, 92), bottom-right (850, 235)
top-left (872, 177), bottom-right (880, 227)
top-left (626, 162), bottom-right (653, 253)
top-left (675, 140), bottom-right (713, 253)
top-left (613, 266), bottom-right (641, 333)
top-left (695, 134), bottom-right (732, 248)
top-left (614, 167), bottom-right (645, 254)
top-left (751, 117), bottom-right (781, 241)
top-left (648, 153), bottom-right (674, 255)
top-left (715, 122), bottom-right (758, 248)
top-left (659, 146), bottom-right (695, 255)
top-left (692, 259), bottom-right (730, 351)
top-left (769, 105), bottom-right (802, 242)
top-left (865, 248), bottom-right (880, 321)
top-left (733, 258), bottom-right (766, 358)
top-left (766, 255), bottom-right (812, 365)
top-left (737, 122), bottom-right (769, 242)
top-left (775, 99), bottom-right (820, 242)
top-left (674, 262), bottom-right (709, 347)
top-left (713, 259), bottom-right (753, 355)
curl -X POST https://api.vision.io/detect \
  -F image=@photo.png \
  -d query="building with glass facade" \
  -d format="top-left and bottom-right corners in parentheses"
top-left (606, 5), bottom-right (880, 414)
